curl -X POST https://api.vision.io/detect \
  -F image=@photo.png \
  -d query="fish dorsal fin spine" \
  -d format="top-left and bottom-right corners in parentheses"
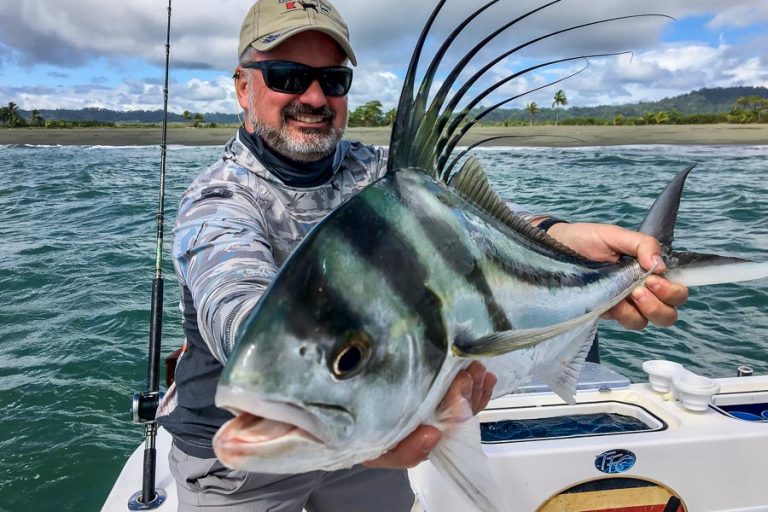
top-left (449, 157), bottom-right (589, 262)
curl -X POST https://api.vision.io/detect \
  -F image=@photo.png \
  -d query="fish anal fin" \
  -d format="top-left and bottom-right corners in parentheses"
top-left (449, 156), bottom-right (590, 261)
top-left (427, 387), bottom-right (507, 512)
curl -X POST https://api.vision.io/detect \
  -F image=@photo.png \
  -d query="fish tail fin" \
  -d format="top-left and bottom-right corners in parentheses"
top-left (637, 164), bottom-right (696, 247)
top-left (426, 386), bottom-right (507, 512)
top-left (639, 164), bottom-right (768, 287)
top-left (537, 321), bottom-right (598, 403)
top-left (665, 252), bottom-right (768, 287)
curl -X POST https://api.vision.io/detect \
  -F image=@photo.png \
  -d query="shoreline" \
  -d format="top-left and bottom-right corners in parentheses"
top-left (1, 124), bottom-right (767, 147)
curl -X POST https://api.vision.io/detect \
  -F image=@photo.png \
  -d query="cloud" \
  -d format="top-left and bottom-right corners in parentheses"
top-left (348, 69), bottom-right (401, 110)
top-left (0, 0), bottom-right (766, 111)
top-left (2, 0), bottom-right (763, 70)
top-left (708, 2), bottom-right (768, 29)
top-left (0, 75), bottom-right (237, 113)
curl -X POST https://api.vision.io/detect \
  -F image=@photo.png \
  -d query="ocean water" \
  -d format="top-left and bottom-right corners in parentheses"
top-left (0, 142), bottom-right (766, 511)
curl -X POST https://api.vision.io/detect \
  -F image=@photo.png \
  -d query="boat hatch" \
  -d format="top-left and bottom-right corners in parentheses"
top-left (480, 400), bottom-right (665, 443)
top-left (711, 390), bottom-right (768, 422)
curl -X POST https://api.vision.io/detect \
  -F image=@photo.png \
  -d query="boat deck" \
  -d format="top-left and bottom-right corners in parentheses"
top-left (103, 363), bottom-right (768, 511)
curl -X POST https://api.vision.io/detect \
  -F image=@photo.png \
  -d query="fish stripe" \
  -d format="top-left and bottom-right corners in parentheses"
top-left (453, 202), bottom-right (609, 289)
top-left (406, 171), bottom-right (609, 289)
top-left (329, 184), bottom-right (448, 356)
top-left (404, 185), bottom-right (514, 332)
top-left (280, 235), bottom-right (367, 345)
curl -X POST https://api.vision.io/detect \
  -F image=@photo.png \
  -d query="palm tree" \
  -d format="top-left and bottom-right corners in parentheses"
top-left (31, 109), bottom-right (45, 127)
top-left (352, 100), bottom-right (385, 127)
top-left (526, 102), bottom-right (540, 126)
top-left (641, 112), bottom-right (656, 125)
top-left (3, 102), bottom-right (24, 127)
top-left (728, 106), bottom-right (749, 124)
top-left (652, 111), bottom-right (669, 125)
top-left (182, 110), bottom-right (192, 124)
top-left (736, 96), bottom-right (768, 123)
top-left (385, 108), bottom-right (397, 126)
top-left (551, 90), bottom-right (568, 126)
top-left (192, 112), bottom-right (204, 127)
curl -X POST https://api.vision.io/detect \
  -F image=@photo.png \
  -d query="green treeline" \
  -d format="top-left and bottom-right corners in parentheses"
top-left (0, 106), bottom-right (223, 128)
top-left (345, 88), bottom-right (768, 128)
top-left (2, 86), bottom-right (767, 129)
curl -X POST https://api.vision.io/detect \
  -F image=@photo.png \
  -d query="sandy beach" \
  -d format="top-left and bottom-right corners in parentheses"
top-left (1, 124), bottom-right (767, 147)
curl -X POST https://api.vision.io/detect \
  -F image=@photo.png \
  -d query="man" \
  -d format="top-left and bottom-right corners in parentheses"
top-left (156, 0), bottom-right (688, 510)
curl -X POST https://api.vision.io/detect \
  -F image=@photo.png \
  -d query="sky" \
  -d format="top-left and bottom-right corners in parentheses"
top-left (0, 0), bottom-right (766, 115)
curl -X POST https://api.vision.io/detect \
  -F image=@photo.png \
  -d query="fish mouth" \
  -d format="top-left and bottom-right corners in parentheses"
top-left (213, 409), bottom-right (324, 466)
top-left (213, 386), bottom-right (350, 469)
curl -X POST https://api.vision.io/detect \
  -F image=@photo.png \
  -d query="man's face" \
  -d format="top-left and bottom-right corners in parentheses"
top-left (237, 31), bottom-right (349, 162)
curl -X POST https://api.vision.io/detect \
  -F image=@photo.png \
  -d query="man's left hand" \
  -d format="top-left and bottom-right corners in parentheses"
top-left (363, 361), bottom-right (496, 469)
top-left (547, 222), bottom-right (689, 329)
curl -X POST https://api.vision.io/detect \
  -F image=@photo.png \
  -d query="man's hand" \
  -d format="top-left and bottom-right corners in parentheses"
top-left (547, 222), bottom-right (689, 329)
top-left (363, 362), bottom-right (496, 469)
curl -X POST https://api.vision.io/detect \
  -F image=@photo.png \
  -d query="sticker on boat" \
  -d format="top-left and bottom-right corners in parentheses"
top-left (595, 449), bottom-right (636, 474)
top-left (537, 476), bottom-right (687, 512)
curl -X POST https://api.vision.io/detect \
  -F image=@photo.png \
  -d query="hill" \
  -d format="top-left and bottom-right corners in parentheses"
top-left (15, 107), bottom-right (239, 125)
top-left (12, 86), bottom-right (768, 125)
top-left (481, 86), bottom-right (768, 124)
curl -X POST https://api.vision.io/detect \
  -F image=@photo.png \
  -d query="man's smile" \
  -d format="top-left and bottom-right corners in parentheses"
top-left (289, 113), bottom-right (330, 125)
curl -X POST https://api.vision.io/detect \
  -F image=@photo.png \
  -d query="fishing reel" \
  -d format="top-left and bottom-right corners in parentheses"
top-left (132, 391), bottom-right (164, 424)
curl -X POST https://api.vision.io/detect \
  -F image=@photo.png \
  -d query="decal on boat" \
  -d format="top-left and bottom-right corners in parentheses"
top-left (537, 476), bottom-right (686, 512)
top-left (595, 449), bottom-right (637, 474)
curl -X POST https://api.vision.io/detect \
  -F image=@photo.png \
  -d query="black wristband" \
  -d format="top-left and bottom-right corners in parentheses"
top-left (537, 217), bottom-right (569, 232)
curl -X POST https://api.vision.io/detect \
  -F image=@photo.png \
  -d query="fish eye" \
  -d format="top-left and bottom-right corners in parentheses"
top-left (331, 331), bottom-right (372, 379)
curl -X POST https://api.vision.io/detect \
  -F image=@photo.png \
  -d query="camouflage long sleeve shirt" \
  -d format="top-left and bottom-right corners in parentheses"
top-left (173, 130), bottom-right (532, 365)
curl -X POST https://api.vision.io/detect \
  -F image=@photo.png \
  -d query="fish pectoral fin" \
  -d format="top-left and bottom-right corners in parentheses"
top-left (452, 310), bottom-right (601, 358)
top-left (427, 394), bottom-right (507, 512)
top-left (453, 265), bottom-right (656, 357)
top-left (665, 251), bottom-right (768, 287)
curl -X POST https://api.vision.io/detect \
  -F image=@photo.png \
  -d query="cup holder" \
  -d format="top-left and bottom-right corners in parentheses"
top-left (642, 360), bottom-right (689, 393)
top-left (672, 373), bottom-right (721, 412)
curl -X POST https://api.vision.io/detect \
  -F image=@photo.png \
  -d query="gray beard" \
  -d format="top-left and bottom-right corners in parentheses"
top-left (250, 120), bottom-right (343, 162)
top-left (246, 98), bottom-right (344, 162)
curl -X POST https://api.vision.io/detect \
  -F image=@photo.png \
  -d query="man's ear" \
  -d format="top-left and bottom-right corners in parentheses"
top-left (234, 69), bottom-right (249, 109)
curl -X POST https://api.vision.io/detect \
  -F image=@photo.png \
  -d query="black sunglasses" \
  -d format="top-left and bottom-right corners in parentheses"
top-left (241, 60), bottom-right (353, 97)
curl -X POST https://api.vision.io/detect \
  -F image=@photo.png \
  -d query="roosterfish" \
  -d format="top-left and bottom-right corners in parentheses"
top-left (212, 1), bottom-right (768, 510)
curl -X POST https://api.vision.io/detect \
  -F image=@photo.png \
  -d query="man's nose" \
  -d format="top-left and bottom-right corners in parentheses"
top-left (297, 79), bottom-right (327, 108)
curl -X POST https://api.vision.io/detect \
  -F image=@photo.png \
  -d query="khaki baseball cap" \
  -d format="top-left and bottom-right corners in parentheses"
top-left (238, 0), bottom-right (357, 66)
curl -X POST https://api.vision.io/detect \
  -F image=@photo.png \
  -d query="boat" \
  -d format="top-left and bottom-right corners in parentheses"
top-left (103, 360), bottom-right (768, 511)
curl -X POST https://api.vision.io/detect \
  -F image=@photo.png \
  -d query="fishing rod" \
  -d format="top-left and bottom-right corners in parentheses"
top-left (129, 0), bottom-right (172, 509)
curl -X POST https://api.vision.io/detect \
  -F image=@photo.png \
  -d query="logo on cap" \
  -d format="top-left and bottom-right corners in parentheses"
top-left (260, 32), bottom-right (286, 43)
top-left (284, 1), bottom-right (323, 11)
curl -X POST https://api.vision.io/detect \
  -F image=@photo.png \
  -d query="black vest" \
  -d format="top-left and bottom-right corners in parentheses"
top-left (156, 286), bottom-right (233, 458)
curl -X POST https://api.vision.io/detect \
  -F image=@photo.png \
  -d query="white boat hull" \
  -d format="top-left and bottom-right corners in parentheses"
top-left (104, 364), bottom-right (768, 511)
